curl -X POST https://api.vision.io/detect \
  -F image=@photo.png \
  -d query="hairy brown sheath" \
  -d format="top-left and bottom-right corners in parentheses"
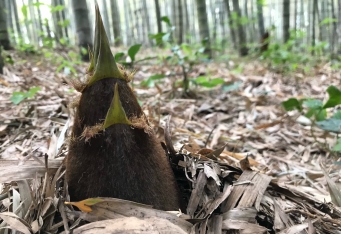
top-left (66, 4), bottom-right (181, 211)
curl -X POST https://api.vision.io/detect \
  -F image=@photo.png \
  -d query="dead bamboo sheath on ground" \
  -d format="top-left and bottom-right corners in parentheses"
top-left (65, 4), bottom-right (181, 211)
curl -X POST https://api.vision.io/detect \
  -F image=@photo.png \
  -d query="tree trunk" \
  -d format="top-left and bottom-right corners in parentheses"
top-left (244, 0), bottom-right (248, 17)
top-left (283, 0), bottom-right (290, 43)
top-left (256, 0), bottom-right (265, 38)
top-left (0, 47), bottom-right (3, 74)
top-left (224, 0), bottom-right (236, 48)
top-left (336, 0), bottom-right (341, 49)
top-left (294, 0), bottom-right (298, 33)
top-left (330, 0), bottom-right (337, 54)
top-left (60, 0), bottom-right (68, 38)
top-left (52, 0), bottom-right (64, 44)
top-left (195, 0), bottom-right (211, 57)
top-left (131, 0), bottom-right (139, 44)
top-left (133, 0), bottom-right (143, 44)
top-left (307, 0), bottom-right (312, 45)
top-left (22, 0), bottom-right (33, 44)
top-left (44, 18), bottom-right (52, 42)
top-left (34, 0), bottom-right (44, 47)
top-left (71, 0), bottom-right (92, 61)
top-left (154, 0), bottom-right (162, 34)
top-left (111, 0), bottom-right (122, 46)
top-left (28, 0), bottom-right (39, 46)
top-left (183, 0), bottom-right (190, 43)
top-left (101, 0), bottom-right (111, 43)
top-left (35, 0), bottom-right (43, 33)
top-left (300, 0), bottom-right (304, 29)
top-left (243, 0), bottom-right (248, 42)
top-left (312, 0), bottom-right (317, 55)
top-left (0, 0), bottom-right (11, 49)
top-left (232, 0), bottom-right (248, 56)
top-left (209, 0), bottom-right (216, 43)
top-left (142, 0), bottom-right (152, 45)
top-left (250, 0), bottom-right (256, 42)
top-left (212, 10), bottom-right (217, 44)
top-left (5, 0), bottom-right (16, 46)
top-left (320, 0), bottom-right (326, 42)
top-left (176, 0), bottom-right (183, 44)
top-left (11, 0), bottom-right (21, 36)
top-left (219, 1), bottom-right (227, 46)
top-left (123, 0), bottom-right (131, 45)
top-left (268, 0), bottom-right (272, 27)
top-left (171, 0), bottom-right (176, 43)
top-left (5, 0), bottom-right (13, 33)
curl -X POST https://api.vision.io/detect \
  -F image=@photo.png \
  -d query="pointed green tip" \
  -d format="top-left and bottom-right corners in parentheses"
top-left (87, 46), bottom-right (94, 73)
top-left (103, 83), bottom-right (131, 129)
top-left (87, 3), bottom-right (124, 87)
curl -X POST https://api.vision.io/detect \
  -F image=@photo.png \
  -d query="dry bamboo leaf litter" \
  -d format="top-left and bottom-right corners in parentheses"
top-left (0, 51), bottom-right (341, 233)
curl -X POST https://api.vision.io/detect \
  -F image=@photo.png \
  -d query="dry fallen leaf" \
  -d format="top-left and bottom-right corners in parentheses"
top-left (65, 198), bottom-right (105, 212)
top-left (0, 212), bottom-right (33, 234)
top-left (72, 217), bottom-right (188, 234)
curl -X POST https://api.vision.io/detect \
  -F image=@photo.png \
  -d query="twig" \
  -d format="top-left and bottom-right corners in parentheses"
top-left (164, 115), bottom-right (176, 155)
top-left (135, 56), bottom-right (158, 64)
top-left (204, 124), bottom-right (218, 148)
top-left (181, 64), bottom-right (189, 96)
top-left (58, 199), bottom-right (70, 233)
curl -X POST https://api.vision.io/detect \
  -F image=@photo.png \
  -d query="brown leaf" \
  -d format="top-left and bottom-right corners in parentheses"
top-left (65, 198), bottom-right (105, 212)
top-left (0, 212), bottom-right (32, 234)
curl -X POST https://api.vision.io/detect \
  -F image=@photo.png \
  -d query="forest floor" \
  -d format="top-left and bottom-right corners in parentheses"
top-left (1, 49), bottom-right (341, 233)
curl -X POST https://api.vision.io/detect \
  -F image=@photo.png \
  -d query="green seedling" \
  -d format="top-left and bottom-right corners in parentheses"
top-left (114, 44), bottom-right (143, 67)
top-left (282, 85), bottom-right (341, 155)
top-left (10, 86), bottom-right (41, 105)
top-left (149, 16), bottom-right (214, 96)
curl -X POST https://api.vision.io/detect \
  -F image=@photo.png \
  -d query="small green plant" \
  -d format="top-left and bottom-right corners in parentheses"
top-left (115, 44), bottom-right (142, 67)
top-left (29, 3), bottom-right (71, 49)
top-left (149, 16), bottom-right (221, 96)
top-left (10, 86), bottom-right (41, 105)
top-left (56, 51), bottom-right (82, 75)
top-left (40, 33), bottom-right (54, 48)
top-left (307, 41), bottom-right (329, 58)
top-left (259, 28), bottom-right (334, 73)
top-left (231, 12), bottom-right (255, 28)
top-left (16, 38), bottom-right (36, 54)
top-left (191, 76), bottom-right (224, 88)
top-left (140, 74), bottom-right (166, 88)
top-left (282, 85), bottom-right (341, 154)
top-left (261, 29), bottom-right (310, 72)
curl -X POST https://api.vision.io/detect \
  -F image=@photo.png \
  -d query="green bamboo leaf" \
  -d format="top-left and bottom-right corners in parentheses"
top-left (194, 76), bottom-right (224, 88)
top-left (333, 111), bottom-right (341, 120)
top-left (141, 74), bottom-right (166, 88)
top-left (26, 87), bottom-right (41, 98)
top-left (333, 142), bottom-right (341, 152)
top-left (323, 85), bottom-right (341, 108)
top-left (10, 92), bottom-right (26, 105)
top-left (50, 5), bottom-right (65, 13)
top-left (128, 44), bottom-right (142, 62)
top-left (316, 118), bottom-right (341, 133)
top-left (10, 87), bottom-right (40, 105)
top-left (115, 52), bottom-right (125, 61)
top-left (21, 5), bottom-right (28, 19)
top-left (161, 16), bottom-right (172, 27)
top-left (282, 98), bottom-right (302, 111)
top-left (303, 99), bottom-right (323, 109)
